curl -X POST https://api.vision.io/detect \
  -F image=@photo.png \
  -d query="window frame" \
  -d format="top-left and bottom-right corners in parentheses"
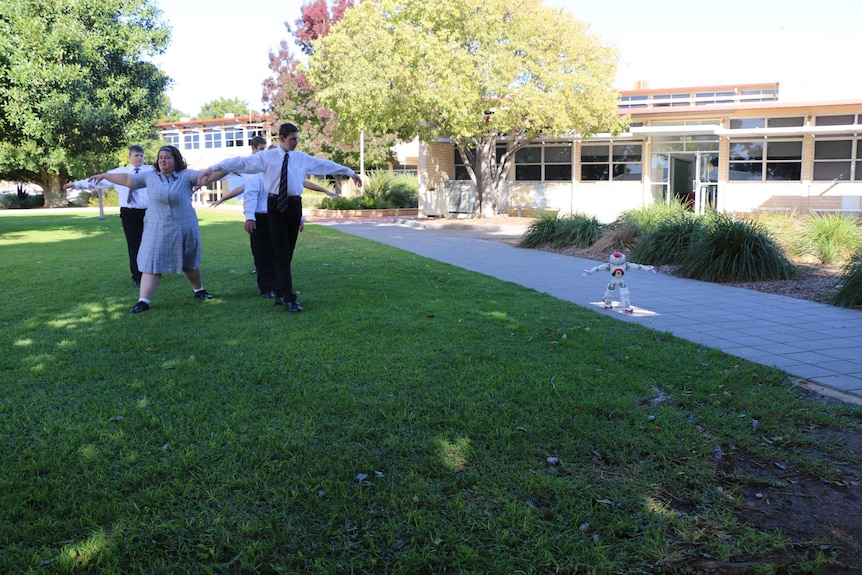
top-left (579, 142), bottom-right (643, 182)
top-left (453, 144), bottom-right (508, 181)
top-left (204, 128), bottom-right (223, 149)
top-left (182, 131), bottom-right (200, 150)
top-left (813, 137), bottom-right (859, 182)
top-left (728, 138), bottom-right (802, 182)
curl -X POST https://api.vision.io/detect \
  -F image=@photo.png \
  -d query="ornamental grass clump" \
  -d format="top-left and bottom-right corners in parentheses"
top-left (519, 212), bottom-right (603, 250)
top-left (630, 215), bottom-right (705, 266)
top-left (615, 197), bottom-right (691, 233)
top-left (830, 248), bottom-right (862, 307)
top-left (674, 213), bottom-right (798, 282)
top-left (519, 211), bottom-right (563, 248)
top-left (797, 212), bottom-right (862, 265)
top-left (549, 213), bottom-right (603, 249)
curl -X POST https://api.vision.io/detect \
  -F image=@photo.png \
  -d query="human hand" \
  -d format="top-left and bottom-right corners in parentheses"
top-left (351, 174), bottom-right (363, 188)
top-left (62, 182), bottom-right (75, 191)
top-left (88, 175), bottom-right (106, 185)
top-left (197, 169), bottom-right (214, 186)
top-left (243, 220), bottom-right (256, 234)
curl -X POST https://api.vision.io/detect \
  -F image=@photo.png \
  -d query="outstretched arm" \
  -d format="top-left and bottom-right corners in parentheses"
top-left (583, 263), bottom-right (610, 277)
top-left (303, 179), bottom-right (337, 197)
top-left (627, 263), bottom-right (656, 273)
top-left (197, 169), bottom-right (229, 187)
top-left (88, 172), bottom-right (134, 189)
top-left (210, 183), bottom-right (244, 207)
top-left (63, 178), bottom-right (114, 191)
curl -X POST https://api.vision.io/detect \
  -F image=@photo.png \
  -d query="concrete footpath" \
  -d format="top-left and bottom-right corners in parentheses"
top-left (325, 218), bottom-right (862, 404)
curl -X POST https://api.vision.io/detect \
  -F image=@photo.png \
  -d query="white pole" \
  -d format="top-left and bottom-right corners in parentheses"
top-left (359, 129), bottom-right (365, 196)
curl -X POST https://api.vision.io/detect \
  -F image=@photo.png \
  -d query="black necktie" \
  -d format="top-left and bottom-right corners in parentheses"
top-left (127, 167), bottom-right (140, 204)
top-left (276, 153), bottom-right (290, 214)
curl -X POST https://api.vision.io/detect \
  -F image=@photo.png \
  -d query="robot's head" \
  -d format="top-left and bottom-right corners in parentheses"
top-left (609, 252), bottom-right (626, 266)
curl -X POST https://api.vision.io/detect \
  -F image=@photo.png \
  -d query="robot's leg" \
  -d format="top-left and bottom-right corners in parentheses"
top-left (620, 285), bottom-right (633, 314)
top-left (602, 284), bottom-right (616, 309)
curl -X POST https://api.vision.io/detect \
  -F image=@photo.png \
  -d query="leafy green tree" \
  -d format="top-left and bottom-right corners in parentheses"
top-left (307, 0), bottom-right (625, 217)
top-left (197, 97), bottom-right (252, 121)
top-left (0, 0), bottom-right (170, 207)
top-left (263, 0), bottom-right (395, 168)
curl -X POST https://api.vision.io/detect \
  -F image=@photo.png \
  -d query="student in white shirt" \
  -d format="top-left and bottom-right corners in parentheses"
top-left (64, 145), bottom-right (152, 286)
top-left (199, 123), bottom-right (361, 313)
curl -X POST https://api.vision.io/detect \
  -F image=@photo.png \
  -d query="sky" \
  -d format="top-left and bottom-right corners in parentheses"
top-left (154, 0), bottom-right (862, 117)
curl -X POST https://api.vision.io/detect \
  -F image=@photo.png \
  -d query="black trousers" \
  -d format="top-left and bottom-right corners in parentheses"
top-left (120, 207), bottom-right (146, 283)
top-left (250, 211), bottom-right (277, 295)
top-left (267, 195), bottom-right (302, 302)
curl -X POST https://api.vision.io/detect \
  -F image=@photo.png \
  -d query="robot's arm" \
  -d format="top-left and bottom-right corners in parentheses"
top-left (582, 263), bottom-right (610, 277)
top-left (626, 263), bottom-right (656, 273)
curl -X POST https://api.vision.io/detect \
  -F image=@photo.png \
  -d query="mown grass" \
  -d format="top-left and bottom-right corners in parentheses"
top-left (1, 209), bottom-right (860, 574)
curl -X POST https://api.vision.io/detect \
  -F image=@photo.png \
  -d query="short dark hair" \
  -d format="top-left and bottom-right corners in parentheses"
top-left (128, 145), bottom-right (144, 155)
top-left (155, 146), bottom-right (187, 173)
top-left (278, 123), bottom-right (299, 138)
top-left (250, 136), bottom-right (267, 148)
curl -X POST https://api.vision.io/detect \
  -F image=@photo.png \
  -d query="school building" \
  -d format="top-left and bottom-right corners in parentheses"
top-left (154, 114), bottom-right (272, 204)
top-left (417, 82), bottom-right (862, 222)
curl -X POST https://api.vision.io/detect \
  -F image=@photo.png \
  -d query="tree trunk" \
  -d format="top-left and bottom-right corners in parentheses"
top-left (473, 137), bottom-right (501, 219)
top-left (41, 172), bottom-right (65, 208)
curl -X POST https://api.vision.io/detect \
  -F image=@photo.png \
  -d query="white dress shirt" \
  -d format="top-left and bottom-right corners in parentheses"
top-left (241, 172), bottom-right (267, 221)
top-left (69, 164), bottom-right (153, 209)
top-left (211, 148), bottom-right (355, 199)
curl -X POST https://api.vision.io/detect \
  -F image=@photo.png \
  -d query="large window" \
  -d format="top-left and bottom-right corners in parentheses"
top-left (183, 131), bottom-right (200, 150)
top-left (204, 129), bottom-right (222, 149)
top-left (814, 139), bottom-right (860, 181)
top-left (247, 129), bottom-right (266, 147)
top-left (514, 144), bottom-right (572, 181)
top-left (225, 127), bottom-right (244, 148)
top-left (162, 132), bottom-right (180, 147)
top-left (453, 145), bottom-right (507, 180)
top-left (580, 143), bottom-right (642, 181)
top-left (815, 114), bottom-right (856, 126)
top-left (729, 140), bottom-right (802, 181)
top-left (729, 117), bottom-right (804, 129)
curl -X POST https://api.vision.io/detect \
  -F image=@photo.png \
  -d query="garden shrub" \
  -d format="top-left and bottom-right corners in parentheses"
top-left (830, 248), bottom-right (862, 308)
top-left (550, 213), bottom-right (603, 249)
top-left (674, 213), bottom-right (797, 282)
top-left (317, 171), bottom-right (418, 210)
top-left (519, 212), bottom-right (563, 248)
top-left (797, 212), bottom-right (862, 265)
top-left (630, 215), bottom-right (706, 266)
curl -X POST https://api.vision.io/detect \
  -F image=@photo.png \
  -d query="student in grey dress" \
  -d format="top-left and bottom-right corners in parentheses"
top-left (87, 145), bottom-right (214, 314)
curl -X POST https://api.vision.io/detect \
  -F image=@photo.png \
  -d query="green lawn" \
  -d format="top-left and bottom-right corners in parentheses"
top-left (0, 209), bottom-right (858, 574)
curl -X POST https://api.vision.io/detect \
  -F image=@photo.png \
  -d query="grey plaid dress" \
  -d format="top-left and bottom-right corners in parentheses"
top-left (132, 169), bottom-right (203, 274)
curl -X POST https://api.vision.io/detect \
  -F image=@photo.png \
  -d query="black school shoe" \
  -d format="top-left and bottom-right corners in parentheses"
top-left (193, 289), bottom-right (214, 300)
top-left (286, 301), bottom-right (303, 313)
top-left (130, 301), bottom-right (150, 314)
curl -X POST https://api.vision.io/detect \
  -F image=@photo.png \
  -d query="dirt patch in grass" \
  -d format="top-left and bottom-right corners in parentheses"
top-left (714, 411), bottom-right (862, 573)
top-left (487, 231), bottom-right (862, 573)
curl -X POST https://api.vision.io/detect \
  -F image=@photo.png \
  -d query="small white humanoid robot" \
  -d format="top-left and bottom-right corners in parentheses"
top-left (582, 252), bottom-right (655, 314)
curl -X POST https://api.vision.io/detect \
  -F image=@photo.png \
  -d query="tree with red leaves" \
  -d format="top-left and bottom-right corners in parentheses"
top-left (262, 0), bottom-right (395, 168)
